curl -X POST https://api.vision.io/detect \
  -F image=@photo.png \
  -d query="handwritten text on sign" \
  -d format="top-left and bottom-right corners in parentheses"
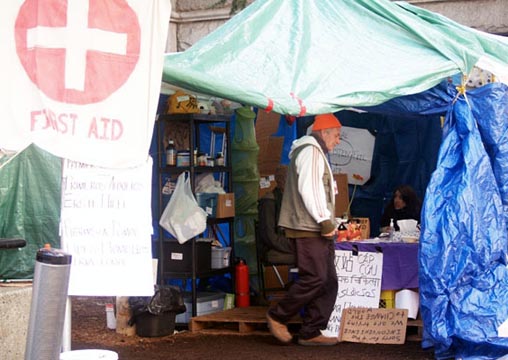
top-left (323, 250), bottom-right (383, 337)
top-left (339, 307), bottom-right (408, 344)
top-left (60, 159), bottom-right (154, 296)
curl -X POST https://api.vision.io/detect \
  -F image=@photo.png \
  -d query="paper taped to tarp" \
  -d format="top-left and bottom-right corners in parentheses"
top-left (329, 126), bottom-right (375, 185)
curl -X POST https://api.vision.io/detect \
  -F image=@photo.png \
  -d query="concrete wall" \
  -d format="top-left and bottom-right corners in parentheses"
top-left (0, 286), bottom-right (32, 359)
top-left (167, 0), bottom-right (508, 52)
top-left (409, 0), bottom-right (508, 34)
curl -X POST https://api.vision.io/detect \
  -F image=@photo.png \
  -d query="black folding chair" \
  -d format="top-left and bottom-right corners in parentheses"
top-left (254, 221), bottom-right (296, 301)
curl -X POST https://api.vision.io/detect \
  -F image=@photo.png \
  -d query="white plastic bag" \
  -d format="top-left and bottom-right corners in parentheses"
top-left (159, 172), bottom-right (207, 244)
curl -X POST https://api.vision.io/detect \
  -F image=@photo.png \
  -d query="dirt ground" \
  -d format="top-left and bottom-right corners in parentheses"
top-left (71, 296), bottom-right (436, 360)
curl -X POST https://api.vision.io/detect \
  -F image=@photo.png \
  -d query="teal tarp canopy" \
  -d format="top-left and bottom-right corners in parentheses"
top-left (162, 0), bottom-right (508, 116)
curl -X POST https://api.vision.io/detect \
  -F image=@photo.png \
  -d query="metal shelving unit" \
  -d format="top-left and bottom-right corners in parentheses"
top-left (155, 113), bottom-right (234, 319)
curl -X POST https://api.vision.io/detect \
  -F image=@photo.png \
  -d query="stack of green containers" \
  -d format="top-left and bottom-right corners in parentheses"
top-left (231, 106), bottom-right (259, 277)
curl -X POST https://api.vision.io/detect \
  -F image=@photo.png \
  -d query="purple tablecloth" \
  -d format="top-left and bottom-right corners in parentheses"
top-left (335, 242), bottom-right (419, 290)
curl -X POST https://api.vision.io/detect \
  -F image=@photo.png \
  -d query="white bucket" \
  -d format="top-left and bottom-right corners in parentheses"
top-left (60, 349), bottom-right (118, 360)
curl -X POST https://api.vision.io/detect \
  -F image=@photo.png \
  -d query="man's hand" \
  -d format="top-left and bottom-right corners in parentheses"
top-left (323, 229), bottom-right (337, 237)
top-left (323, 228), bottom-right (338, 240)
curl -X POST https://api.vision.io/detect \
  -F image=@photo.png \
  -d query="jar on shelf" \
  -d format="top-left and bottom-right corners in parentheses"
top-left (197, 153), bottom-right (207, 166)
top-left (215, 152), bottom-right (225, 166)
top-left (176, 150), bottom-right (190, 167)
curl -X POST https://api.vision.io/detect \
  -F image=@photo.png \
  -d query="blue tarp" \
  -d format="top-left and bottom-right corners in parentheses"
top-left (420, 82), bottom-right (508, 359)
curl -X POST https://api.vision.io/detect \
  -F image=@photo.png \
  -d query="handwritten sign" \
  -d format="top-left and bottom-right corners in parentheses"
top-left (323, 250), bottom-right (383, 337)
top-left (339, 307), bottom-right (408, 344)
top-left (60, 158), bottom-right (154, 296)
top-left (329, 126), bottom-right (375, 185)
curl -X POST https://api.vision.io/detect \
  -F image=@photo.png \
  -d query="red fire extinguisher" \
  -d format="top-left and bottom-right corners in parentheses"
top-left (235, 258), bottom-right (250, 307)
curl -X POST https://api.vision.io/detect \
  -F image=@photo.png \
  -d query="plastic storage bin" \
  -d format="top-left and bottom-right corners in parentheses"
top-left (379, 290), bottom-right (396, 309)
top-left (176, 292), bottom-right (226, 323)
top-left (211, 246), bottom-right (231, 269)
top-left (162, 239), bottom-right (212, 273)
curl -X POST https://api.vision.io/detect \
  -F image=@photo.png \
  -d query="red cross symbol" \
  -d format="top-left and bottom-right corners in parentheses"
top-left (15, 0), bottom-right (141, 105)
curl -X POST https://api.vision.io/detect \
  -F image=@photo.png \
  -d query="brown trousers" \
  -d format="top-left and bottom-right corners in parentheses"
top-left (268, 236), bottom-right (338, 340)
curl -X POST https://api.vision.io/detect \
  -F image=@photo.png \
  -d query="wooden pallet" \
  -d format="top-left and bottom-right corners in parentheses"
top-left (406, 319), bottom-right (423, 342)
top-left (189, 306), bottom-right (423, 341)
top-left (189, 306), bottom-right (301, 335)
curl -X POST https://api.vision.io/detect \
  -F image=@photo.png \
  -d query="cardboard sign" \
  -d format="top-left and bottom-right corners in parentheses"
top-left (339, 307), bottom-right (408, 344)
top-left (323, 250), bottom-right (383, 337)
top-left (334, 173), bottom-right (349, 217)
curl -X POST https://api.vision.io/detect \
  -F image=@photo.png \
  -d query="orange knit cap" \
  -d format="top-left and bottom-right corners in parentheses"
top-left (312, 113), bottom-right (342, 131)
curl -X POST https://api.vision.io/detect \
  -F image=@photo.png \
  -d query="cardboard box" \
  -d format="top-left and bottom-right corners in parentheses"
top-left (196, 193), bottom-right (235, 218)
top-left (217, 193), bottom-right (235, 218)
top-left (258, 174), bottom-right (277, 198)
top-left (334, 173), bottom-right (349, 217)
top-left (258, 136), bottom-right (284, 175)
top-left (255, 111), bottom-right (284, 175)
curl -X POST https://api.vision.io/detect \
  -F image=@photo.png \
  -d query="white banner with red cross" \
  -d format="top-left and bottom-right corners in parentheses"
top-left (0, 0), bottom-right (171, 168)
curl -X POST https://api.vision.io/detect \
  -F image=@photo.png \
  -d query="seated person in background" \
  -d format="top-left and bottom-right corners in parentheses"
top-left (258, 165), bottom-right (295, 258)
top-left (380, 184), bottom-right (422, 233)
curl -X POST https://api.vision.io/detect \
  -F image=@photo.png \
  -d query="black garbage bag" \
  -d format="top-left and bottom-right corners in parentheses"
top-left (129, 285), bottom-right (186, 319)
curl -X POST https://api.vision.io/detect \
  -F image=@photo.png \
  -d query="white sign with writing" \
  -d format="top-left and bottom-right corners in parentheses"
top-left (323, 249), bottom-right (383, 337)
top-left (60, 158), bottom-right (154, 296)
top-left (329, 126), bottom-right (375, 185)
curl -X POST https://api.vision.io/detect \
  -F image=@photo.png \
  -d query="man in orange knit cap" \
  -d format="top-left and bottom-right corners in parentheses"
top-left (266, 113), bottom-right (341, 346)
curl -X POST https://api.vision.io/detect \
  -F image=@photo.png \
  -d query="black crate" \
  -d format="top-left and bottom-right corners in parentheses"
top-left (163, 240), bottom-right (211, 273)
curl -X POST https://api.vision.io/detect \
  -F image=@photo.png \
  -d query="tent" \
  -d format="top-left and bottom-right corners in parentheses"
top-left (0, 145), bottom-right (61, 279)
top-left (162, 0), bottom-right (508, 359)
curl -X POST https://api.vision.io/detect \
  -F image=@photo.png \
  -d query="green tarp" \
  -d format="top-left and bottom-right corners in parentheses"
top-left (162, 0), bottom-right (508, 115)
top-left (0, 144), bottom-right (61, 279)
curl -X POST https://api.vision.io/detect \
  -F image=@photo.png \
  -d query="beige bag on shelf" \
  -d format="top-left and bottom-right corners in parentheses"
top-left (166, 90), bottom-right (199, 114)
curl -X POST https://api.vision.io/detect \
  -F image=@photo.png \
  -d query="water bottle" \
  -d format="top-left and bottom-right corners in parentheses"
top-left (106, 303), bottom-right (117, 330)
top-left (389, 218), bottom-right (395, 242)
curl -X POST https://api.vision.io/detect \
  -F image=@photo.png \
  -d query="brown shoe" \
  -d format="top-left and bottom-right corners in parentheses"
top-left (298, 334), bottom-right (338, 346)
top-left (266, 313), bottom-right (292, 344)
